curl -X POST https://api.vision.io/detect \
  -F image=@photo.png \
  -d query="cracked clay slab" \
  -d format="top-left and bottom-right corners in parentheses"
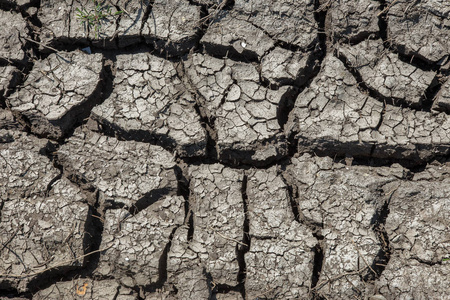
top-left (327, 0), bottom-right (380, 42)
top-left (339, 39), bottom-right (436, 107)
top-left (201, 11), bottom-right (275, 61)
top-left (141, 0), bottom-right (201, 56)
top-left (0, 132), bottom-right (89, 292)
top-left (168, 164), bottom-right (245, 291)
top-left (91, 52), bottom-right (207, 158)
top-left (376, 253), bottom-right (450, 299)
top-left (387, 0), bottom-right (450, 63)
top-left (8, 51), bottom-right (104, 140)
top-left (185, 53), bottom-right (292, 165)
top-left (286, 55), bottom-right (450, 164)
top-left (245, 167), bottom-right (317, 299)
top-left (433, 77), bottom-right (450, 113)
top-left (234, 0), bottom-right (318, 50)
top-left (284, 154), bottom-right (406, 299)
top-left (57, 128), bottom-right (178, 209)
top-left (0, 65), bottom-right (21, 100)
top-left (95, 195), bottom-right (184, 287)
top-left (386, 164), bottom-right (450, 265)
top-left (0, 10), bottom-right (29, 62)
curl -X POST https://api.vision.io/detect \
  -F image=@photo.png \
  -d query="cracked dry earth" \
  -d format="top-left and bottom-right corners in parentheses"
top-left (0, 0), bottom-right (449, 299)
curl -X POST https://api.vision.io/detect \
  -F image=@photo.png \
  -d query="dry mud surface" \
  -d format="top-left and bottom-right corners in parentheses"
top-left (0, 0), bottom-right (449, 299)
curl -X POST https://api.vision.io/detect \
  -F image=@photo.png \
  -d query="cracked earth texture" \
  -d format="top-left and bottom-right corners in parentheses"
top-left (0, 0), bottom-right (449, 299)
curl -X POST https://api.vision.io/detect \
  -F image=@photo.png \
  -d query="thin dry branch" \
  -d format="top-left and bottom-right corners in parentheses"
top-left (0, 242), bottom-right (114, 279)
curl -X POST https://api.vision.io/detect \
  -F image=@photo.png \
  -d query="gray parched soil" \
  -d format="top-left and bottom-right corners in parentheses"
top-left (0, 0), bottom-right (449, 299)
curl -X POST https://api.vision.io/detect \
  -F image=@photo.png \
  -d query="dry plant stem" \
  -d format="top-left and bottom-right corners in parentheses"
top-left (351, 238), bottom-right (377, 276)
top-left (206, 226), bottom-right (249, 247)
top-left (378, 0), bottom-right (399, 16)
top-left (312, 267), bottom-right (369, 292)
top-left (0, 242), bottom-right (114, 279)
top-left (22, 37), bottom-right (61, 53)
top-left (0, 224), bottom-right (23, 253)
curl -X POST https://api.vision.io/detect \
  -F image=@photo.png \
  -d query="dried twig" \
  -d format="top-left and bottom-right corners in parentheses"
top-left (0, 224), bottom-right (23, 253)
top-left (207, 226), bottom-right (248, 247)
top-left (377, 0), bottom-right (399, 16)
top-left (0, 242), bottom-right (114, 279)
top-left (312, 267), bottom-right (368, 292)
top-left (351, 239), bottom-right (377, 276)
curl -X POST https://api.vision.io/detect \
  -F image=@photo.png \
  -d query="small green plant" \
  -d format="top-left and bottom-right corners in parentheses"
top-left (76, 0), bottom-right (123, 39)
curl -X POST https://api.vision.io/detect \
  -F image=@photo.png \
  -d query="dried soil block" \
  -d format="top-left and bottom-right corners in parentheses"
top-left (386, 169), bottom-right (450, 264)
top-left (141, 0), bottom-right (201, 56)
top-left (1, 164), bottom-right (89, 292)
top-left (284, 154), bottom-right (405, 299)
top-left (8, 51), bottom-right (104, 140)
top-left (33, 279), bottom-right (137, 299)
top-left (185, 53), bottom-right (291, 165)
top-left (234, 0), bottom-right (318, 49)
top-left (168, 164), bottom-right (245, 290)
top-left (286, 55), bottom-right (450, 163)
top-left (167, 227), bottom-right (210, 300)
top-left (0, 65), bottom-right (21, 99)
top-left (339, 39), bottom-right (436, 107)
top-left (0, 109), bottom-right (23, 131)
top-left (188, 164), bottom-right (245, 285)
top-left (91, 52), bottom-right (206, 157)
top-left (0, 10), bottom-right (29, 62)
top-left (261, 47), bottom-right (314, 87)
top-left (387, 0), bottom-right (450, 63)
top-left (57, 128), bottom-right (178, 208)
top-left (376, 254), bottom-right (450, 299)
top-left (0, 131), bottom-right (58, 200)
top-left (95, 195), bottom-right (184, 287)
top-left (201, 13), bottom-right (274, 60)
top-left (328, 0), bottom-right (380, 41)
top-left (245, 167), bottom-right (317, 299)
top-left (433, 78), bottom-right (450, 113)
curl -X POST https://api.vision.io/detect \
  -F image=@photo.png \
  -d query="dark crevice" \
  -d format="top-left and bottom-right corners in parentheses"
top-left (215, 135), bottom-right (288, 168)
top-left (280, 173), bottom-right (300, 222)
top-left (364, 187), bottom-right (394, 282)
top-left (421, 78), bottom-right (443, 112)
top-left (310, 241), bottom-right (325, 299)
top-left (377, 0), bottom-right (388, 42)
top-left (201, 41), bottom-right (260, 63)
top-left (394, 49), bottom-right (442, 73)
top-left (0, 288), bottom-right (32, 299)
top-left (61, 56), bottom-right (115, 141)
top-left (139, 0), bottom-right (155, 33)
top-left (127, 187), bottom-right (174, 215)
top-left (39, 141), bottom-right (63, 196)
top-left (89, 114), bottom-right (179, 154)
top-left (411, 257), bottom-right (446, 266)
top-left (313, 0), bottom-right (328, 56)
top-left (193, 4), bottom-right (211, 54)
top-left (236, 174), bottom-right (250, 300)
top-left (174, 164), bottom-right (194, 241)
top-left (276, 86), bottom-right (299, 130)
